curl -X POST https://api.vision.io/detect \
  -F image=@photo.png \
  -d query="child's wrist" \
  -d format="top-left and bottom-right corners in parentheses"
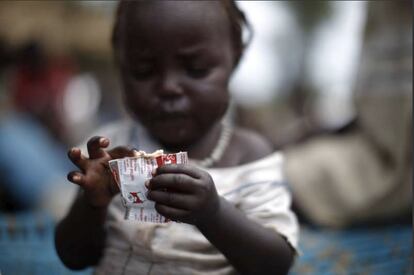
top-left (194, 196), bottom-right (224, 228)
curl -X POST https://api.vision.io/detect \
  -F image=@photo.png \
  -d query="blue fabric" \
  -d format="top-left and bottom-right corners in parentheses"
top-left (0, 211), bottom-right (411, 275)
top-left (290, 225), bottom-right (412, 275)
top-left (0, 212), bottom-right (92, 275)
top-left (0, 113), bottom-right (71, 208)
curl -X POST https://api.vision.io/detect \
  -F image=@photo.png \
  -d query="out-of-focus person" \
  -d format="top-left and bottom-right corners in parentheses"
top-left (284, 0), bottom-right (412, 227)
top-left (0, 41), bottom-right (76, 213)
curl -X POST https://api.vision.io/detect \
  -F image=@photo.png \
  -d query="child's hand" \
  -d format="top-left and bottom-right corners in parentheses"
top-left (67, 136), bottom-right (135, 208)
top-left (146, 164), bottom-right (220, 225)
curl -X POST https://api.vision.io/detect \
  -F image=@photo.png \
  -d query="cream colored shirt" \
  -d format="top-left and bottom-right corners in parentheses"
top-left (85, 120), bottom-right (299, 275)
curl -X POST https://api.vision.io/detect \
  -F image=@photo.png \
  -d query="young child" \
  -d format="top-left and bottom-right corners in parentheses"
top-left (55, 1), bottom-right (298, 274)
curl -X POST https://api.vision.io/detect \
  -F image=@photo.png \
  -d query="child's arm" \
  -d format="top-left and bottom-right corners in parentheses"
top-left (147, 164), bottom-right (294, 275)
top-left (55, 191), bottom-right (108, 270)
top-left (55, 136), bottom-right (134, 270)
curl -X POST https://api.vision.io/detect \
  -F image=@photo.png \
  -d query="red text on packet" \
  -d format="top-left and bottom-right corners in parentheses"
top-left (129, 192), bottom-right (144, 204)
top-left (156, 154), bottom-right (177, 166)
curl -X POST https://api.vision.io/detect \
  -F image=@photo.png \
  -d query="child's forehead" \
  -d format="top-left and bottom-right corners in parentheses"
top-left (122, 1), bottom-right (230, 37)
top-left (127, 1), bottom-right (226, 19)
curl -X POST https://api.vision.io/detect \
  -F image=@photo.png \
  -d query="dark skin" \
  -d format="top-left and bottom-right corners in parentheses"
top-left (55, 2), bottom-right (294, 274)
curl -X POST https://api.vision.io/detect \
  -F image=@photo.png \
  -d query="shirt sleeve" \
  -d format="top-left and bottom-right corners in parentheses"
top-left (236, 180), bottom-right (299, 251)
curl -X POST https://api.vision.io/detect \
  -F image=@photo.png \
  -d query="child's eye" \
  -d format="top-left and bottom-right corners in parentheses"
top-left (186, 66), bottom-right (210, 78)
top-left (130, 65), bottom-right (155, 80)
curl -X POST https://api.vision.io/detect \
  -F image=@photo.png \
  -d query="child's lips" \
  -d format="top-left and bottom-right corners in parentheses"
top-left (153, 113), bottom-right (193, 130)
top-left (151, 107), bottom-right (193, 130)
top-left (157, 100), bottom-right (191, 116)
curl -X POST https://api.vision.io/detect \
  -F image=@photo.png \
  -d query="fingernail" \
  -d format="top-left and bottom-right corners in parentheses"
top-left (100, 138), bottom-right (108, 144)
top-left (73, 175), bottom-right (80, 181)
top-left (144, 180), bottom-right (149, 188)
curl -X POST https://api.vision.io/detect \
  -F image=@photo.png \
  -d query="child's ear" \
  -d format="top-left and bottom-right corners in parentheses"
top-left (232, 50), bottom-right (243, 69)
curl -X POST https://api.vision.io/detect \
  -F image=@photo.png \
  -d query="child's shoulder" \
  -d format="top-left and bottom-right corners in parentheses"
top-left (230, 127), bottom-right (273, 165)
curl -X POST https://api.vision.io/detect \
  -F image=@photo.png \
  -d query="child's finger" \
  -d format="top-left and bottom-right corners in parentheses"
top-left (147, 190), bottom-right (195, 210)
top-left (87, 136), bottom-right (110, 159)
top-left (67, 147), bottom-right (88, 171)
top-left (155, 164), bottom-right (203, 179)
top-left (148, 173), bottom-right (196, 192)
top-left (108, 146), bottom-right (136, 159)
top-left (67, 171), bottom-right (85, 187)
top-left (154, 203), bottom-right (189, 221)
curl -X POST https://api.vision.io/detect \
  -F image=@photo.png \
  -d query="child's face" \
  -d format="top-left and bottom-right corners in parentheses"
top-left (118, 2), bottom-right (235, 148)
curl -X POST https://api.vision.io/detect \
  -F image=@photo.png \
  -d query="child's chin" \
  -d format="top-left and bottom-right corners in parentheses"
top-left (150, 120), bottom-right (195, 145)
top-left (158, 139), bottom-right (193, 151)
top-left (151, 128), bottom-right (194, 150)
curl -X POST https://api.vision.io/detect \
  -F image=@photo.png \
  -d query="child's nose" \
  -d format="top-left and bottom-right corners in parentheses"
top-left (158, 71), bottom-right (184, 97)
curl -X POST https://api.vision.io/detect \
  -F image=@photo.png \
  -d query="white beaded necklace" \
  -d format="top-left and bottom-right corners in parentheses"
top-left (131, 116), bottom-right (233, 168)
top-left (191, 121), bottom-right (233, 168)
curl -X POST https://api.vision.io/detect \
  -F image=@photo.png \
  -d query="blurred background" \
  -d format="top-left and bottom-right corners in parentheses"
top-left (0, 1), bottom-right (411, 274)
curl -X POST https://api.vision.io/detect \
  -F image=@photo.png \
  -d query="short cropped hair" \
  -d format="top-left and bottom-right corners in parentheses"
top-left (111, 0), bottom-right (252, 67)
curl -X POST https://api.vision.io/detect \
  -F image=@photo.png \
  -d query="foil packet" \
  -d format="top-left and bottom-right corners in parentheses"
top-left (109, 150), bottom-right (188, 222)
